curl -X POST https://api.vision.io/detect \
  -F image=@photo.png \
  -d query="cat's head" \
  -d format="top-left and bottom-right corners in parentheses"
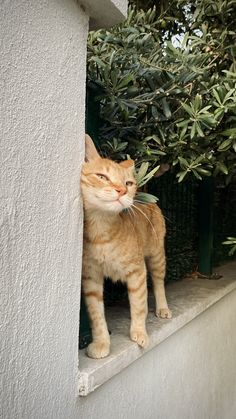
top-left (81, 135), bottom-right (137, 213)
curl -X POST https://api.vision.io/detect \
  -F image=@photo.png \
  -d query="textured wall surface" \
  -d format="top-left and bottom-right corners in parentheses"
top-left (2, 1), bottom-right (235, 419)
top-left (0, 1), bottom-right (88, 418)
top-left (79, 289), bottom-right (236, 419)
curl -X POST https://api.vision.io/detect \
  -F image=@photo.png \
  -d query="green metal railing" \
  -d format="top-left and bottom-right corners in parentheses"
top-left (149, 172), bottom-right (198, 282)
top-left (198, 177), bottom-right (214, 275)
top-left (213, 182), bottom-right (236, 267)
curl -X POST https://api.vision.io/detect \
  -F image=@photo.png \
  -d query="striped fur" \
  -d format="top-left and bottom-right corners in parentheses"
top-left (81, 135), bottom-right (172, 358)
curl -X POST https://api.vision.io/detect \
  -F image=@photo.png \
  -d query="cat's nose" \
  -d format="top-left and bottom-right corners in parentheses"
top-left (115, 187), bottom-right (127, 197)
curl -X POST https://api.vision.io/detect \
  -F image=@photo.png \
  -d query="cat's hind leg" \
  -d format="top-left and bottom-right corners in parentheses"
top-left (83, 269), bottom-right (110, 359)
top-left (147, 246), bottom-right (172, 319)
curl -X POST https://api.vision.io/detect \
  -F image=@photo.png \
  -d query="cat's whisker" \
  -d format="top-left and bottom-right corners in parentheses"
top-left (126, 207), bottom-right (137, 236)
top-left (125, 196), bottom-right (133, 204)
top-left (131, 204), bottom-right (158, 242)
top-left (125, 202), bottom-right (135, 218)
top-left (134, 199), bottom-right (150, 204)
top-left (134, 199), bottom-right (159, 207)
top-left (133, 199), bottom-right (162, 215)
top-left (134, 200), bottom-right (172, 224)
top-left (126, 207), bottom-right (132, 217)
top-left (129, 206), bottom-right (136, 219)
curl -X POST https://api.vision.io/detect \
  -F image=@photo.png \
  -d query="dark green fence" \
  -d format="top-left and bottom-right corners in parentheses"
top-left (213, 182), bottom-right (236, 267)
top-left (150, 173), bottom-right (198, 282)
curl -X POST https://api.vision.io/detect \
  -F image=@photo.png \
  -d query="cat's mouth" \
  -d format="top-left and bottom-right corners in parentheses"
top-left (113, 197), bottom-right (132, 209)
top-left (116, 198), bottom-right (125, 205)
top-left (112, 199), bottom-right (125, 208)
top-left (92, 194), bottom-right (133, 212)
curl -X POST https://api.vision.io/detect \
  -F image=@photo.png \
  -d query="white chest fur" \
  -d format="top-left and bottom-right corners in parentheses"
top-left (88, 241), bottom-right (125, 282)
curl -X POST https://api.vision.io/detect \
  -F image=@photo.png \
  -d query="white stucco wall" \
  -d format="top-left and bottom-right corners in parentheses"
top-left (1, 1), bottom-right (128, 418)
top-left (79, 289), bottom-right (236, 419)
top-left (1, 1), bottom-right (88, 418)
top-left (2, 1), bottom-right (235, 419)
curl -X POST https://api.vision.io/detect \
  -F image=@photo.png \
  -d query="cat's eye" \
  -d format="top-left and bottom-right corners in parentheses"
top-left (126, 180), bottom-right (134, 187)
top-left (96, 173), bottom-right (109, 181)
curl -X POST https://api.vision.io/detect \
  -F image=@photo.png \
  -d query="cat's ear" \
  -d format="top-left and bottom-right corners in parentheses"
top-left (85, 134), bottom-right (101, 162)
top-left (119, 159), bottom-right (134, 169)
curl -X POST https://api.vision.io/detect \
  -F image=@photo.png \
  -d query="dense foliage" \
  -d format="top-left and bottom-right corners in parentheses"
top-left (223, 236), bottom-right (236, 255)
top-left (87, 0), bottom-right (236, 183)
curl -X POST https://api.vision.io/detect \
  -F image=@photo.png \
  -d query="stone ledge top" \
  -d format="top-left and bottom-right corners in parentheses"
top-left (80, 0), bottom-right (127, 29)
top-left (78, 262), bottom-right (236, 396)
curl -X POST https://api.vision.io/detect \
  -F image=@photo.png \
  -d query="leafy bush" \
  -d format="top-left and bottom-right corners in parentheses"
top-left (87, 0), bottom-right (236, 183)
top-left (223, 237), bottom-right (236, 255)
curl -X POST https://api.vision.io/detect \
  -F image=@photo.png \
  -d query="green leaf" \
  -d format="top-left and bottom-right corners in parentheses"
top-left (161, 98), bottom-right (172, 118)
top-left (90, 56), bottom-right (106, 67)
top-left (229, 245), bottom-right (236, 256)
top-left (195, 122), bottom-right (204, 137)
top-left (177, 119), bottom-right (189, 128)
top-left (178, 157), bottom-right (189, 167)
top-left (222, 70), bottom-right (236, 79)
top-left (181, 102), bottom-right (194, 116)
top-left (220, 128), bottom-right (236, 138)
top-left (179, 124), bottom-right (188, 140)
top-left (196, 168), bottom-right (211, 176)
top-left (223, 88), bottom-right (236, 103)
top-left (181, 31), bottom-right (189, 49)
top-left (135, 191), bottom-right (158, 203)
top-left (190, 123), bottom-right (196, 139)
top-left (137, 165), bottom-right (160, 187)
top-left (194, 94), bottom-right (202, 111)
top-left (151, 106), bottom-right (159, 119)
top-left (217, 139), bottom-right (232, 151)
top-left (177, 171), bottom-right (188, 182)
top-left (212, 89), bottom-right (222, 105)
top-left (192, 168), bottom-right (202, 180)
top-left (117, 74), bottom-right (134, 89)
top-left (144, 135), bottom-right (162, 145)
top-left (135, 162), bottom-right (149, 184)
top-left (217, 162), bottom-right (228, 175)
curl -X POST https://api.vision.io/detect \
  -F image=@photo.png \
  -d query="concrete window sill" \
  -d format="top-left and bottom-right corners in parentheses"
top-left (78, 262), bottom-right (236, 396)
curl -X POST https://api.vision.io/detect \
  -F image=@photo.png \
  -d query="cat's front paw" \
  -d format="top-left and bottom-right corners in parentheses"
top-left (130, 329), bottom-right (149, 348)
top-left (86, 341), bottom-right (110, 359)
top-left (156, 308), bottom-right (172, 319)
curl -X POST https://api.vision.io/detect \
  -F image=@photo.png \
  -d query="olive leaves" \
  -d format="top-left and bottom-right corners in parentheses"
top-left (87, 1), bottom-right (236, 184)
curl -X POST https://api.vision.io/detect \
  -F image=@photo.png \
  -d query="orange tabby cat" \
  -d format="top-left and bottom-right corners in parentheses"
top-left (81, 134), bottom-right (172, 359)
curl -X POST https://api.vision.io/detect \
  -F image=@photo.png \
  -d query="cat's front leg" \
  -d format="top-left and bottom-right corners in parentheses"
top-left (82, 264), bottom-right (110, 359)
top-left (126, 263), bottom-right (149, 348)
